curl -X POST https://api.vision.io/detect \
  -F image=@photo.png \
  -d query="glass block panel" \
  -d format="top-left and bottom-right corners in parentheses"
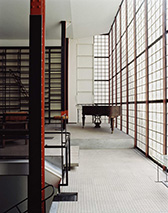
top-left (136, 2), bottom-right (145, 56)
top-left (149, 103), bottom-right (163, 157)
top-left (148, 0), bottom-right (162, 46)
top-left (148, 39), bottom-right (163, 101)
top-left (137, 103), bottom-right (146, 153)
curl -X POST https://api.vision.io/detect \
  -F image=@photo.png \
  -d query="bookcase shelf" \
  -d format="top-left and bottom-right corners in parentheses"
top-left (0, 46), bottom-right (62, 123)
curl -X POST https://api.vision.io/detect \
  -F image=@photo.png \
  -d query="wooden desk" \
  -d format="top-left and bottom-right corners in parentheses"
top-left (82, 105), bottom-right (121, 133)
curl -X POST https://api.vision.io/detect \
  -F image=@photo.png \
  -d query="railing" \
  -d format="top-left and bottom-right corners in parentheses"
top-left (4, 184), bottom-right (55, 213)
top-left (3, 115), bottom-right (71, 212)
top-left (45, 114), bottom-right (71, 192)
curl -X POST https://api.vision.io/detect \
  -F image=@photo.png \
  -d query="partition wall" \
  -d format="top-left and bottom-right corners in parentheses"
top-left (94, 0), bottom-right (168, 161)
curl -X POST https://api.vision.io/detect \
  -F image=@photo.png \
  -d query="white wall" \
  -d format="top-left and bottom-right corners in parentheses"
top-left (0, 38), bottom-right (94, 123)
top-left (69, 37), bottom-right (94, 123)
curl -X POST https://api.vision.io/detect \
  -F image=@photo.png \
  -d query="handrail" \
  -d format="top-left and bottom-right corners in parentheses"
top-left (45, 145), bottom-right (68, 192)
top-left (41, 184), bottom-right (55, 203)
top-left (4, 184), bottom-right (55, 213)
top-left (45, 143), bottom-right (69, 192)
top-left (4, 115), bottom-right (70, 212)
top-left (45, 114), bottom-right (71, 193)
top-left (45, 111), bottom-right (71, 170)
top-left (45, 130), bottom-right (71, 170)
top-left (45, 131), bottom-right (70, 135)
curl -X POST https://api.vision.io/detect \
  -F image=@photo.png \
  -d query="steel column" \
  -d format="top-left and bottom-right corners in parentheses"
top-left (108, 33), bottom-right (111, 106)
top-left (134, 0), bottom-right (137, 148)
top-left (115, 18), bottom-right (117, 127)
top-left (61, 21), bottom-right (67, 116)
top-left (120, 7), bottom-right (122, 131)
top-left (125, 0), bottom-right (129, 134)
top-left (29, 0), bottom-right (45, 212)
top-left (162, 0), bottom-right (167, 155)
top-left (48, 48), bottom-right (51, 123)
top-left (145, 0), bottom-right (149, 156)
top-left (66, 38), bottom-right (69, 119)
top-left (111, 28), bottom-right (114, 106)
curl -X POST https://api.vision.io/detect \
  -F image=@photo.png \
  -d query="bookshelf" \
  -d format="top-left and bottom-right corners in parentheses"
top-left (0, 46), bottom-right (62, 123)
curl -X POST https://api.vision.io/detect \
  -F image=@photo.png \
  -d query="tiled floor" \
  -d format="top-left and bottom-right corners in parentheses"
top-left (56, 124), bottom-right (168, 213)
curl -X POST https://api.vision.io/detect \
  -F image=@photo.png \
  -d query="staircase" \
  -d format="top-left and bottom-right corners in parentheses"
top-left (9, 69), bottom-right (29, 99)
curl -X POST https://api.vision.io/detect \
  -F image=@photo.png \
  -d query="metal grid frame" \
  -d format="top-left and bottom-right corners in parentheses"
top-left (94, 35), bottom-right (109, 106)
top-left (107, 0), bottom-right (168, 162)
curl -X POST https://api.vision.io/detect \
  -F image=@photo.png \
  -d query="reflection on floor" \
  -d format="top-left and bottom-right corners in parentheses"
top-left (56, 123), bottom-right (168, 213)
top-left (0, 139), bottom-right (29, 158)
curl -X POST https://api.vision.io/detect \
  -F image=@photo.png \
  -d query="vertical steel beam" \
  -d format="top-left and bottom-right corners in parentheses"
top-left (125, 0), bottom-right (129, 134)
top-left (163, 0), bottom-right (167, 155)
top-left (145, 0), bottom-right (149, 156)
top-left (41, 1), bottom-right (45, 207)
top-left (48, 48), bottom-right (51, 123)
top-left (61, 21), bottom-right (66, 116)
top-left (108, 33), bottom-right (110, 106)
top-left (115, 18), bottom-right (118, 127)
top-left (120, 6), bottom-right (122, 131)
top-left (29, 0), bottom-right (45, 212)
top-left (134, 0), bottom-right (137, 148)
top-left (4, 49), bottom-right (6, 112)
top-left (111, 28), bottom-right (114, 106)
top-left (66, 38), bottom-right (69, 118)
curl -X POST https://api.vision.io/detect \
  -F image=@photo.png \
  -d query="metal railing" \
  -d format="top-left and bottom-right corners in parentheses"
top-left (3, 115), bottom-right (71, 212)
top-left (4, 184), bottom-right (55, 213)
top-left (45, 114), bottom-right (71, 192)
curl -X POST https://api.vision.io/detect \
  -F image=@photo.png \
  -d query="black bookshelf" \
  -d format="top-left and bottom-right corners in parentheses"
top-left (0, 47), bottom-right (62, 123)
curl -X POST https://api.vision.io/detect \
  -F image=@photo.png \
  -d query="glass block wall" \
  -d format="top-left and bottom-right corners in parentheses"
top-left (94, 35), bottom-right (109, 105)
top-left (94, 35), bottom-right (109, 123)
top-left (110, 0), bottom-right (167, 160)
top-left (94, 0), bottom-right (168, 162)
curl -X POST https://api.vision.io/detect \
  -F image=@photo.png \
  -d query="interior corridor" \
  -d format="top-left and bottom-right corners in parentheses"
top-left (53, 124), bottom-right (168, 213)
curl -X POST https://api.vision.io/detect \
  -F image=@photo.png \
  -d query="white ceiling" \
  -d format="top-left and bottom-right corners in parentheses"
top-left (0, 0), bottom-right (121, 40)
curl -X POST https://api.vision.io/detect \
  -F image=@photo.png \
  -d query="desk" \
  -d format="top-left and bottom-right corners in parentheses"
top-left (82, 105), bottom-right (121, 133)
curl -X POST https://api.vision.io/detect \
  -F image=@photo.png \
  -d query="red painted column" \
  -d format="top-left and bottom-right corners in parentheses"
top-left (30, 0), bottom-right (45, 212)
top-left (108, 33), bottom-right (110, 106)
top-left (125, 0), bottom-right (129, 134)
top-left (145, 0), bottom-right (149, 156)
top-left (111, 27), bottom-right (114, 106)
top-left (115, 18), bottom-right (117, 128)
top-left (41, 0), bottom-right (45, 210)
top-left (119, 6), bottom-right (122, 131)
top-left (134, 0), bottom-right (137, 148)
top-left (162, 0), bottom-right (167, 155)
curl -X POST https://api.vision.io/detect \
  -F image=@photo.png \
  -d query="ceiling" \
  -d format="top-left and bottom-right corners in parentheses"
top-left (0, 0), bottom-right (121, 40)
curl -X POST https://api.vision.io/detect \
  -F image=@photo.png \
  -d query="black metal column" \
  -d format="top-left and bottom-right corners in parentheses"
top-left (29, 15), bottom-right (43, 212)
top-left (61, 21), bottom-right (66, 114)
top-left (66, 38), bottom-right (69, 117)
